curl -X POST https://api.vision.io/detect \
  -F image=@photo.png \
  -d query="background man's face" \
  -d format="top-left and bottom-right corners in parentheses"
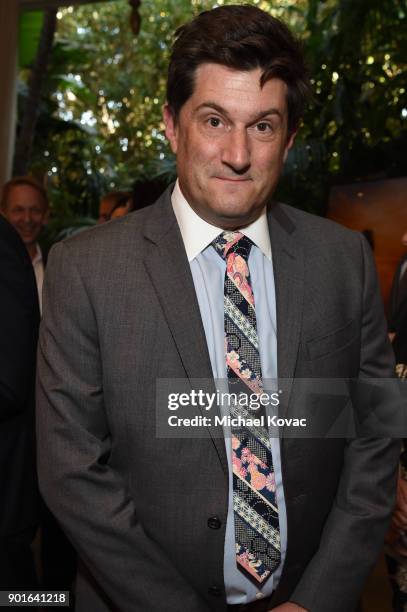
top-left (164, 63), bottom-right (296, 229)
top-left (402, 231), bottom-right (407, 247)
top-left (3, 184), bottom-right (48, 248)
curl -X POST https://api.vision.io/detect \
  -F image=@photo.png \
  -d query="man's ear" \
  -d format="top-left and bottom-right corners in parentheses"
top-left (163, 103), bottom-right (178, 155)
top-left (283, 129), bottom-right (297, 163)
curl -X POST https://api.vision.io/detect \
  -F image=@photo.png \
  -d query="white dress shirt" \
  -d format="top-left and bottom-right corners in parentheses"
top-left (32, 242), bottom-right (44, 314)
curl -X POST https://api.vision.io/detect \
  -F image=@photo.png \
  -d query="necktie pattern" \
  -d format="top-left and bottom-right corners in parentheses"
top-left (213, 231), bottom-right (281, 585)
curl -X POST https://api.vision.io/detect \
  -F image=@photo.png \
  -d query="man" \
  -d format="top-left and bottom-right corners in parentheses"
top-left (37, 6), bottom-right (399, 612)
top-left (0, 215), bottom-right (40, 589)
top-left (1, 178), bottom-right (76, 596)
top-left (389, 230), bottom-right (407, 332)
top-left (1, 176), bottom-right (49, 312)
top-left (385, 231), bottom-right (407, 610)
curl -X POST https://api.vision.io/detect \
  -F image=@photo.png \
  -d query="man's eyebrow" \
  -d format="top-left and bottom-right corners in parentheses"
top-left (193, 101), bottom-right (284, 122)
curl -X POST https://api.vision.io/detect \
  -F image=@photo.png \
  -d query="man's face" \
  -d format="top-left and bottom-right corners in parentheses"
top-left (3, 185), bottom-right (48, 247)
top-left (402, 231), bottom-right (407, 247)
top-left (164, 64), bottom-right (296, 229)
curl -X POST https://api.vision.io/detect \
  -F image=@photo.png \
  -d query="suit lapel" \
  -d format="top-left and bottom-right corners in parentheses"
top-left (268, 204), bottom-right (304, 416)
top-left (267, 204), bottom-right (307, 570)
top-left (142, 189), bottom-right (228, 474)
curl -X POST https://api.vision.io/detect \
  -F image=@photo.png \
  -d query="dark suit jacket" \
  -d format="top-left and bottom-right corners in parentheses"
top-left (0, 215), bottom-right (40, 537)
top-left (36, 187), bottom-right (399, 612)
top-left (389, 252), bottom-right (407, 329)
top-left (392, 294), bottom-right (407, 363)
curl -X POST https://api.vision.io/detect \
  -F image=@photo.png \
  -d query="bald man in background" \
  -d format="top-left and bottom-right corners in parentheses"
top-left (1, 176), bottom-right (49, 313)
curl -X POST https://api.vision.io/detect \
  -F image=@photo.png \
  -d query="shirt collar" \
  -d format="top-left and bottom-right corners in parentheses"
top-left (171, 180), bottom-right (271, 262)
top-left (32, 242), bottom-right (43, 266)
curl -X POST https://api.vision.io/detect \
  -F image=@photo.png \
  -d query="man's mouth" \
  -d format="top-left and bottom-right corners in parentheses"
top-left (213, 176), bottom-right (252, 182)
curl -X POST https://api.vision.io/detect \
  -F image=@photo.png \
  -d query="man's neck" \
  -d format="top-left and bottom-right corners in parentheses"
top-left (27, 242), bottom-right (38, 261)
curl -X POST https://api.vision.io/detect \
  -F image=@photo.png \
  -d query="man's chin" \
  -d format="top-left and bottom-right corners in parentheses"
top-left (20, 235), bottom-right (36, 246)
top-left (210, 204), bottom-right (263, 229)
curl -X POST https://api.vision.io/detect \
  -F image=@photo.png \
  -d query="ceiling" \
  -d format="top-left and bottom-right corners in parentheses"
top-left (20, 0), bottom-right (111, 9)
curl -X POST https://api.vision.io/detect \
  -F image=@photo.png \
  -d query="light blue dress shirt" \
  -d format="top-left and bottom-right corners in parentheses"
top-left (172, 182), bottom-right (287, 605)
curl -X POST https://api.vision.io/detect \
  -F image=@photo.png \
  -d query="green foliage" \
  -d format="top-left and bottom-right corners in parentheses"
top-left (50, 0), bottom-right (206, 186)
top-left (18, 31), bottom-right (109, 240)
top-left (19, 11), bottom-right (44, 68)
top-left (20, 0), bottom-right (406, 237)
top-left (279, 0), bottom-right (407, 212)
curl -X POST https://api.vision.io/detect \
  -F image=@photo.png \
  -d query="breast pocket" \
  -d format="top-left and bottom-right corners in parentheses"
top-left (306, 319), bottom-right (358, 361)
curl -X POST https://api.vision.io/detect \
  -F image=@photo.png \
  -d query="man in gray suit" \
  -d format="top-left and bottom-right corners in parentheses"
top-left (37, 5), bottom-right (399, 612)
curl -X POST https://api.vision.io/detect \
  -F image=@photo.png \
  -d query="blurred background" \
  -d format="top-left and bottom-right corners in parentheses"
top-left (0, 2), bottom-right (406, 608)
top-left (1, 1), bottom-right (405, 268)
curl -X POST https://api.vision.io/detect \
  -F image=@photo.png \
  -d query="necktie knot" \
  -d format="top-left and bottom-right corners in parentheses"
top-left (212, 231), bottom-right (253, 262)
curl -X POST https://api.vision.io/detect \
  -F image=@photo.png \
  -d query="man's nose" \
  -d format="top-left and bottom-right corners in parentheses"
top-left (22, 210), bottom-right (33, 224)
top-left (221, 128), bottom-right (251, 173)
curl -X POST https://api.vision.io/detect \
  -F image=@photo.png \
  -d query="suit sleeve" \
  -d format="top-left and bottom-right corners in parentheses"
top-left (290, 234), bottom-right (400, 612)
top-left (36, 242), bottom-right (205, 611)
top-left (0, 225), bottom-right (38, 422)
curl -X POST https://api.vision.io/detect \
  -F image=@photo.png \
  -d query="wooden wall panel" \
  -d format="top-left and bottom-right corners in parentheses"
top-left (328, 177), bottom-right (407, 315)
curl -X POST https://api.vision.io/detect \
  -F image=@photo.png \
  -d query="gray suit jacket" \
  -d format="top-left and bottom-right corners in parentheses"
top-left (36, 186), bottom-right (399, 612)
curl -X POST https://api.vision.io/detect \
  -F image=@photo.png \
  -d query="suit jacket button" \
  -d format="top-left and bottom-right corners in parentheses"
top-left (208, 586), bottom-right (222, 597)
top-left (208, 516), bottom-right (221, 529)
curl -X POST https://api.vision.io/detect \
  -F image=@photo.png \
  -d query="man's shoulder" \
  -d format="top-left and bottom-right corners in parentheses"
top-left (0, 214), bottom-right (32, 266)
top-left (54, 187), bottom-right (173, 262)
top-left (0, 215), bottom-right (39, 320)
top-left (0, 214), bottom-right (24, 251)
top-left (272, 201), bottom-right (361, 248)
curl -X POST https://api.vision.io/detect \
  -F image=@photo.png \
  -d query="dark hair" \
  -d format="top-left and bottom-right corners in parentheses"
top-left (1, 176), bottom-right (49, 211)
top-left (132, 178), bottom-right (166, 211)
top-left (166, 4), bottom-right (311, 135)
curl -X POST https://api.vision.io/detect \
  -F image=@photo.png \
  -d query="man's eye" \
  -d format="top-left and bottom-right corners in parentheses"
top-left (256, 122), bottom-right (272, 132)
top-left (208, 117), bottom-right (222, 128)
